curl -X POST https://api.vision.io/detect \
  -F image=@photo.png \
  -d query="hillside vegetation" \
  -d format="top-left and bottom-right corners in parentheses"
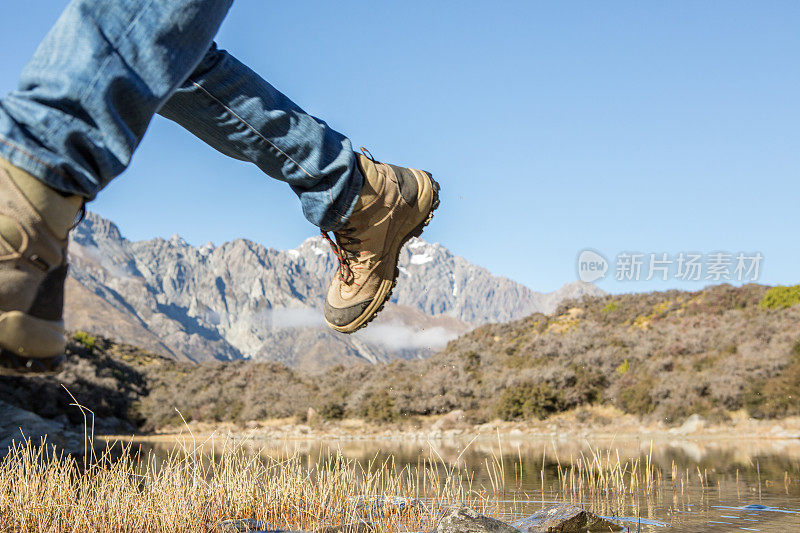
top-left (2, 284), bottom-right (799, 432)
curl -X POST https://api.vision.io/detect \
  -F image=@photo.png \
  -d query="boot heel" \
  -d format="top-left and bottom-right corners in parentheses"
top-left (0, 349), bottom-right (65, 373)
top-left (0, 310), bottom-right (66, 359)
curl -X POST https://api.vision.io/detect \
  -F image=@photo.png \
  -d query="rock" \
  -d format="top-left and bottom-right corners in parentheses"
top-left (514, 504), bottom-right (623, 532)
top-left (476, 423), bottom-right (497, 433)
top-left (94, 415), bottom-right (133, 433)
top-left (677, 414), bottom-right (705, 435)
top-left (434, 505), bottom-right (520, 533)
top-left (0, 400), bottom-right (85, 457)
top-left (431, 410), bottom-right (466, 431)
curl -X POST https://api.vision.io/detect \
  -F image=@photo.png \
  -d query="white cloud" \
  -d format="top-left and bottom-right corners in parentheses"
top-left (266, 307), bottom-right (325, 329)
top-left (356, 323), bottom-right (458, 351)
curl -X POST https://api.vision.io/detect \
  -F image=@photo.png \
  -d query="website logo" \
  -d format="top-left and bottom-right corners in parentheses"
top-left (577, 249), bottom-right (609, 282)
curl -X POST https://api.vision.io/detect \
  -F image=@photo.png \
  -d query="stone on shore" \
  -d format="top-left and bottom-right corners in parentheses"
top-left (514, 504), bottom-right (623, 532)
top-left (434, 505), bottom-right (521, 533)
top-left (431, 410), bottom-right (467, 431)
top-left (0, 400), bottom-right (85, 457)
top-left (675, 413), bottom-right (705, 435)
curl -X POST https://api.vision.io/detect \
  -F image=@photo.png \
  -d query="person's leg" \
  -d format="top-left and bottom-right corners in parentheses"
top-left (0, 0), bottom-right (233, 198)
top-left (158, 44), bottom-right (361, 231)
top-left (0, 0), bottom-right (232, 366)
top-left (157, 44), bottom-right (441, 334)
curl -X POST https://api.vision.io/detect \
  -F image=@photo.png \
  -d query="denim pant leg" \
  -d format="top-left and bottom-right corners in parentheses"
top-left (158, 44), bottom-right (362, 231)
top-left (0, 0), bottom-right (233, 199)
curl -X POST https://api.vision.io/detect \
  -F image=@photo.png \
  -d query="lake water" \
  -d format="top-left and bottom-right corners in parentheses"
top-left (142, 435), bottom-right (800, 532)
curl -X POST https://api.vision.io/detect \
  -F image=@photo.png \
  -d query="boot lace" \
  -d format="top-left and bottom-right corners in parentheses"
top-left (321, 228), bottom-right (362, 285)
top-left (320, 146), bottom-right (376, 285)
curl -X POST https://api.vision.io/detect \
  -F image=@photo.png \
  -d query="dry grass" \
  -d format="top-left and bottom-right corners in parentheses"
top-left (528, 441), bottom-right (662, 520)
top-left (550, 442), bottom-right (661, 498)
top-left (0, 434), bottom-right (504, 533)
top-left (2, 428), bottom-right (727, 533)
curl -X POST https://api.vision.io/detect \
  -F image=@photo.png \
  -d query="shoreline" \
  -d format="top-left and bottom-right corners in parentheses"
top-left (100, 406), bottom-right (800, 444)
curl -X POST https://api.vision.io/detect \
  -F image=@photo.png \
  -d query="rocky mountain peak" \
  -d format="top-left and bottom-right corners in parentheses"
top-left (65, 212), bottom-right (603, 369)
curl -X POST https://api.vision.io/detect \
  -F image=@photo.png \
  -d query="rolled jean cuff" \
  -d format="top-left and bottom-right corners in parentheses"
top-left (0, 134), bottom-right (86, 197)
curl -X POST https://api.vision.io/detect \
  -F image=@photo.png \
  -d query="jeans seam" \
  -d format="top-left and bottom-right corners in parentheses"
top-left (0, 135), bottom-right (69, 178)
top-left (189, 81), bottom-right (318, 181)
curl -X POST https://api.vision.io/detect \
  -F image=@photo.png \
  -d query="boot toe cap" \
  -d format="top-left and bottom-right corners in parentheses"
top-left (324, 299), bottom-right (372, 328)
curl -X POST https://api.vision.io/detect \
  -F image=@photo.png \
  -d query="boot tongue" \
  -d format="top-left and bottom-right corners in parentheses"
top-left (353, 153), bottom-right (384, 211)
top-left (8, 168), bottom-right (83, 240)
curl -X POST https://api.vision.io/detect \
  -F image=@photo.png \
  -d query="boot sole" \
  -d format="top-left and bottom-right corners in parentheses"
top-left (0, 310), bottom-right (66, 371)
top-left (0, 349), bottom-right (65, 374)
top-left (326, 169), bottom-right (441, 334)
top-left (0, 310), bottom-right (67, 373)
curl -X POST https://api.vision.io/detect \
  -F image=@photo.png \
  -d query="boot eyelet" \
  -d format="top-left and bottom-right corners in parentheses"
top-left (28, 254), bottom-right (50, 272)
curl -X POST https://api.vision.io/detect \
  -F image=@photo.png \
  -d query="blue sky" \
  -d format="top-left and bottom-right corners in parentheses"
top-left (1, 2), bottom-right (798, 293)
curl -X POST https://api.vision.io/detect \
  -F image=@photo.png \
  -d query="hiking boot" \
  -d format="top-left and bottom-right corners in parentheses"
top-left (322, 149), bottom-right (440, 333)
top-left (0, 157), bottom-right (83, 371)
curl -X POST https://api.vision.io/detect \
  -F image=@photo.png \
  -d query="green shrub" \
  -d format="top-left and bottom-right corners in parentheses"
top-left (745, 370), bottom-right (800, 419)
top-left (495, 382), bottom-right (563, 421)
top-left (568, 365), bottom-right (607, 405)
top-left (73, 331), bottom-right (97, 351)
top-left (602, 301), bottom-right (619, 314)
top-left (616, 359), bottom-right (630, 375)
top-left (319, 401), bottom-right (345, 420)
top-left (745, 344), bottom-right (800, 418)
top-left (462, 351), bottom-right (481, 373)
top-left (617, 378), bottom-right (655, 415)
top-left (760, 285), bottom-right (800, 309)
top-left (357, 390), bottom-right (396, 423)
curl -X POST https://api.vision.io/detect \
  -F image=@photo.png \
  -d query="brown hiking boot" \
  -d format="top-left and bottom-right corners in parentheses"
top-left (322, 149), bottom-right (440, 333)
top-left (0, 157), bottom-right (83, 371)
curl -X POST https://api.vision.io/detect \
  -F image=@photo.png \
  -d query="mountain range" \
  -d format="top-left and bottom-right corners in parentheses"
top-left (64, 212), bottom-right (603, 370)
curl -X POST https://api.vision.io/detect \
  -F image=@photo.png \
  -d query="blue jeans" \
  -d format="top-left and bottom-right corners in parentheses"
top-left (0, 0), bottom-right (361, 231)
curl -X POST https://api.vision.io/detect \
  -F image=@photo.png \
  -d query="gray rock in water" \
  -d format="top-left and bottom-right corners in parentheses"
top-left (514, 504), bottom-right (623, 532)
top-left (214, 519), bottom-right (303, 533)
top-left (434, 505), bottom-right (521, 533)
